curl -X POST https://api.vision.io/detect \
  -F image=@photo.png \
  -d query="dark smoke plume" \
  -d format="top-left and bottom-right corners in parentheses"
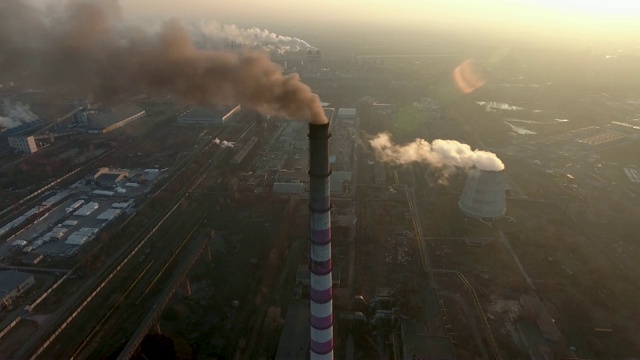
top-left (0, 0), bottom-right (327, 124)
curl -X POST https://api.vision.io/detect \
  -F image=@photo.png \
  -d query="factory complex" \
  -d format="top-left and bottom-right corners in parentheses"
top-left (1, 36), bottom-right (640, 360)
top-left (0, 167), bottom-right (160, 259)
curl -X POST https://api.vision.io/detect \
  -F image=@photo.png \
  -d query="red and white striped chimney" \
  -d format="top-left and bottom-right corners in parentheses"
top-left (308, 123), bottom-right (334, 360)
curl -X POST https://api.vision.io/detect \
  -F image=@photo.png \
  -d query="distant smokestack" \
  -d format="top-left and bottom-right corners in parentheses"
top-left (458, 168), bottom-right (506, 219)
top-left (308, 123), bottom-right (334, 360)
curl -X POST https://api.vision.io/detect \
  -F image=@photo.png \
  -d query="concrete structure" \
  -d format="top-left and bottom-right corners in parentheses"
top-left (458, 169), bottom-right (506, 220)
top-left (177, 105), bottom-right (241, 125)
top-left (0, 270), bottom-right (35, 307)
top-left (308, 123), bottom-right (333, 360)
top-left (87, 103), bottom-right (146, 134)
top-left (7, 135), bottom-right (39, 154)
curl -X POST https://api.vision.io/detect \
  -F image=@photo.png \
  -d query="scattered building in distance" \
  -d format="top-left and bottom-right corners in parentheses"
top-left (177, 105), bottom-right (241, 125)
top-left (86, 103), bottom-right (146, 134)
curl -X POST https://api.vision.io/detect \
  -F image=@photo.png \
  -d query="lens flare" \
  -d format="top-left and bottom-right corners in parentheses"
top-left (452, 59), bottom-right (486, 94)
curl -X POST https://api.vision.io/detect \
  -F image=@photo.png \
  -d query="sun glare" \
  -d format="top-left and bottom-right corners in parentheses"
top-left (526, 0), bottom-right (640, 17)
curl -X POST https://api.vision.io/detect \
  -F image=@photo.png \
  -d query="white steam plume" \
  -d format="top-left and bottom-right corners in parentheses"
top-left (196, 21), bottom-right (314, 53)
top-left (0, 99), bottom-right (39, 129)
top-left (369, 133), bottom-right (504, 172)
top-left (213, 137), bottom-right (235, 148)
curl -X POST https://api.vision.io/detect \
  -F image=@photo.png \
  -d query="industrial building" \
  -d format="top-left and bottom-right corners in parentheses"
top-left (7, 135), bottom-right (39, 154)
top-left (93, 168), bottom-right (129, 187)
top-left (86, 103), bottom-right (146, 134)
top-left (0, 270), bottom-right (35, 307)
top-left (336, 108), bottom-right (357, 122)
top-left (458, 169), bottom-right (506, 220)
top-left (177, 105), bottom-right (241, 125)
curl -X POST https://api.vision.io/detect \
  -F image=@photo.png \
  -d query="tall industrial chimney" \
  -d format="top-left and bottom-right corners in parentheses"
top-left (458, 169), bottom-right (506, 220)
top-left (308, 123), bottom-right (334, 360)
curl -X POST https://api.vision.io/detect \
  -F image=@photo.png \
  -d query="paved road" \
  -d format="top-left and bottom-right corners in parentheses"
top-left (498, 231), bottom-right (536, 290)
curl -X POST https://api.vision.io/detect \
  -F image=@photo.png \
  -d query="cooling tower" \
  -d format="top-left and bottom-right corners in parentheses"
top-left (308, 123), bottom-right (334, 360)
top-left (458, 169), bottom-right (506, 219)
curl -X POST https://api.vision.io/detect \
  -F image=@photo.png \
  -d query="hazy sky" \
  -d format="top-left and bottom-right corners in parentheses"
top-left (120, 0), bottom-right (640, 41)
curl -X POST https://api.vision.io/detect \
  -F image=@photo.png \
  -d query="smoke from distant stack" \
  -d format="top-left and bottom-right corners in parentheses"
top-left (369, 133), bottom-right (504, 174)
top-left (194, 21), bottom-right (315, 53)
top-left (0, 0), bottom-right (327, 125)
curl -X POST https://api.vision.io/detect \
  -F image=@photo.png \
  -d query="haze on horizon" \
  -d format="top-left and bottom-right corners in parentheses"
top-left (115, 0), bottom-right (640, 49)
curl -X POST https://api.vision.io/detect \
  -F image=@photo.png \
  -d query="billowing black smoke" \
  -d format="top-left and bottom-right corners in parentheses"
top-left (0, 0), bottom-right (327, 124)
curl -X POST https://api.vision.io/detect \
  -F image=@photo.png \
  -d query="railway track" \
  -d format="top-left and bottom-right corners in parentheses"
top-left (19, 121), bottom-right (254, 360)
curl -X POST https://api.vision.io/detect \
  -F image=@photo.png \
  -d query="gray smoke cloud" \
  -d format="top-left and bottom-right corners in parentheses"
top-left (370, 133), bottom-right (504, 172)
top-left (0, 99), bottom-right (39, 129)
top-left (195, 21), bottom-right (315, 53)
top-left (0, 0), bottom-right (327, 124)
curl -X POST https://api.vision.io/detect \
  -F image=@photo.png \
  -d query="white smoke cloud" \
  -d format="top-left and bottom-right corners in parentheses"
top-left (369, 133), bottom-right (504, 172)
top-left (213, 137), bottom-right (235, 148)
top-left (196, 20), bottom-right (315, 53)
top-left (0, 99), bottom-right (39, 129)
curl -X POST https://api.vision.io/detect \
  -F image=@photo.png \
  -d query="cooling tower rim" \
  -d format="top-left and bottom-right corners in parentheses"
top-left (457, 200), bottom-right (506, 219)
top-left (472, 168), bottom-right (505, 174)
